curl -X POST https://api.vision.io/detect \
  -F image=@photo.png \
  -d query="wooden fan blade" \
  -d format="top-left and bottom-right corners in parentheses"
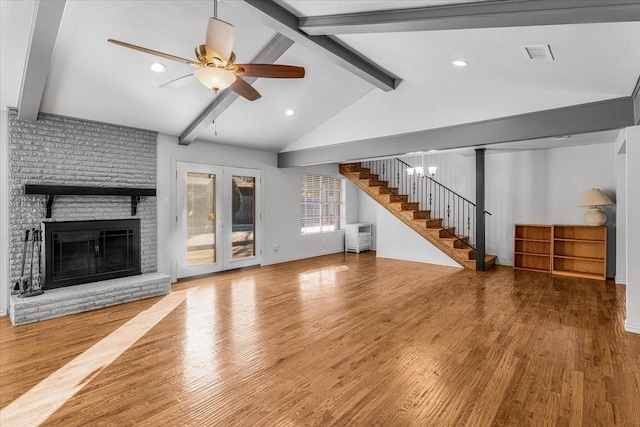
top-left (159, 74), bottom-right (195, 89)
top-left (235, 64), bottom-right (305, 79)
top-left (108, 39), bottom-right (201, 67)
top-left (230, 77), bottom-right (261, 101)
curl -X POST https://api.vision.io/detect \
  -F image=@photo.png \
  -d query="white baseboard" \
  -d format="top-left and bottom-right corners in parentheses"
top-left (615, 276), bottom-right (626, 285)
top-left (624, 321), bottom-right (640, 334)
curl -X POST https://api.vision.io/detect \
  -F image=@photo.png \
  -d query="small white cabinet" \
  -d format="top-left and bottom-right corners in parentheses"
top-left (345, 223), bottom-right (372, 253)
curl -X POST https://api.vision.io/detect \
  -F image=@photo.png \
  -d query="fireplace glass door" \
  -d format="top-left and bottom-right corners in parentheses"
top-left (44, 219), bottom-right (141, 289)
top-left (53, 230), bottom-right (97, 281)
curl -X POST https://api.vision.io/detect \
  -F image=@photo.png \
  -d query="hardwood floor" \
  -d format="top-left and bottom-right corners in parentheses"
top-left (1, 252), bottom-right (639, 426)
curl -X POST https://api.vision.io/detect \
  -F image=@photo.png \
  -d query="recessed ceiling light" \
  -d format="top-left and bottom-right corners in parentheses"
top-left (452, 60), bottom-right (468, 67)
top-left (149, 62), bottom-right (166, 73)
top-left (285, 109), bottom-right (295, 116)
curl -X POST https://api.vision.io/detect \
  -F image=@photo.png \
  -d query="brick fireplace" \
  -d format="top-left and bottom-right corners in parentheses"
top-left (7, 109), bottom-right (169, 325)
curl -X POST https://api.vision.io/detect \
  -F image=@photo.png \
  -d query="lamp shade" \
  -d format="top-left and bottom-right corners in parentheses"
top-left (194, 67), bottom-right (236, 92)
top-left (578, 188), bottom-right (613, 207)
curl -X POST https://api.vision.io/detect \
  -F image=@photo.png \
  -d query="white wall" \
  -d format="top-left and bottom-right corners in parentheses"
top-left (376, 207), bottom-right (462, 268)
top-left (485, 149), bottom-right (549, 264)
top-left (625, 126), bottom-right (640, 334)
top-left (357, 191), bottom-right (378, 250)
top-left (157, 134), bottom-right (347, 282)
top-left (1, 109), bottom-right (8, 314)
top-left (345, 181), bottom-right (359, 224)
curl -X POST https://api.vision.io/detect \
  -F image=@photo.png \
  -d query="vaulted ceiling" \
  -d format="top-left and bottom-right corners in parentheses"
top-left (2, 0), bottom-right (639, 165)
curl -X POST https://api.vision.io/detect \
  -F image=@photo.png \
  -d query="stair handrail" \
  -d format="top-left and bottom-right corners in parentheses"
top-left (395, 158), bottom-right (483, 209)
top-left (359, 157), bottom-right (488, 251)
top-left (395, 158), bottom-right (492, 216)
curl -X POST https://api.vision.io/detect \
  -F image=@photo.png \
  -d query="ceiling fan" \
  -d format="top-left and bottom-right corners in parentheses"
top-left (108, 17), bottom-right (305, 101)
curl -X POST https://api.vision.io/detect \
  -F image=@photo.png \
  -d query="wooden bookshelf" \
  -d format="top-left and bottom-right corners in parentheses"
top-left (513, 224), bottom-right (552, 273)
top-left (552, 225), bottom-right (606, 280)
top-left (514, 224), bottom-right (607, 280)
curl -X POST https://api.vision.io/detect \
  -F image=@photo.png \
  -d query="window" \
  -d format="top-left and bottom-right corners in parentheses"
top-left (301, 173), bottom-right (344, 235)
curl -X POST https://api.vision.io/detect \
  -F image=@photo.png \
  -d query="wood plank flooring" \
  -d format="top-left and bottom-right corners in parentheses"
top-left (1, 252), bottom-right (639, 426)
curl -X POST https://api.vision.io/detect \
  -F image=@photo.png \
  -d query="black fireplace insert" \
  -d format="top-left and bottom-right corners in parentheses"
top-left (43, 219), bottom-right (141, 289)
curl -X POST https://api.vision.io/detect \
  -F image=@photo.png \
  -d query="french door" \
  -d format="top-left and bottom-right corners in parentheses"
top-left (176, 162), bottom-right (261, 278)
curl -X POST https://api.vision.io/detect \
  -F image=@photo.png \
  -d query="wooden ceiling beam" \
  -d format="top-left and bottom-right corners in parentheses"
top-left (234, 0), bottom-right (398, 92)
top-left (299, 0), bottom-right (640, 35)
top-left (278, 97), bottom-right (635, 167)
top-left (17, 0), bottom-right (66, 121)
top-left (633, 74), bottom-right (640, 125)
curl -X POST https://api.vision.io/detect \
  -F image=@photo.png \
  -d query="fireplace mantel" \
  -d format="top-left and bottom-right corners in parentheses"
top-left (24, 184), bottom-right (156, 217)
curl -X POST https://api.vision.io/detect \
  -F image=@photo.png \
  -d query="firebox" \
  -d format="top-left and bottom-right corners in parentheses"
top-left (43, 219), bottom-right (141, 289)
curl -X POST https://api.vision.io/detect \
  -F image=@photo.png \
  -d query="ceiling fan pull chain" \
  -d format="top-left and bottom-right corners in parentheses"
top-left (213, 93), bottom-right (217, 136)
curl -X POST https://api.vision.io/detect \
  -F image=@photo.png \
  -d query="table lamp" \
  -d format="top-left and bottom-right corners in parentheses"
top-left (578, 188), bottom-right (613, 226)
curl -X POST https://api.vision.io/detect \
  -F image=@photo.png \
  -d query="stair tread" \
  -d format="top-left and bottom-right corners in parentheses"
top-left (465, 255), bottom-right (497, 263)
top-left (440, 234), bottom-right (468, 240)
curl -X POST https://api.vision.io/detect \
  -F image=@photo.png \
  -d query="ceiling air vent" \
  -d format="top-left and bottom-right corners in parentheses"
top-left (522, 44), bottom-right (554, 61)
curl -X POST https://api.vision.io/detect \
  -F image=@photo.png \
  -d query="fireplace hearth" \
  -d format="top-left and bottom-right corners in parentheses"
top-left (43, 219), bottom-right (141, 289)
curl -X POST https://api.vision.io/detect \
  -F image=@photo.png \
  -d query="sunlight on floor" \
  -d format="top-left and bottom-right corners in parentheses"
top-left (299, 265), bottom-right (349, 292)
top-left (0, 288), bottom-right (197, 427)
top-left (299, 265), bottom-right (349, 284)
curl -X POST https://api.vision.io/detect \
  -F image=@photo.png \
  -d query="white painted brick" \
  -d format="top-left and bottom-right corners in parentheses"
top-left (8, 109), bottom-right (158, 287)
top-left (10, 273), bottom-right (171, 325)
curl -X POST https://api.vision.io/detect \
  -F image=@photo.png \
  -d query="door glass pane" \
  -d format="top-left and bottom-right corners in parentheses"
top-left (186, 172), bottom-right (216, 266)
top-left (231, 175), bottom-right (255, 260)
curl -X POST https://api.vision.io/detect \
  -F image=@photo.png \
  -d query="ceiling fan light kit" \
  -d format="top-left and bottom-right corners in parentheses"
top-left (194, 67), bottom-right (236, 92)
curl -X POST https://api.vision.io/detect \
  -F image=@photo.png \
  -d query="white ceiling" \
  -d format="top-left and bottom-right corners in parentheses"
top-left (1, 0), bottom-right (639, 156)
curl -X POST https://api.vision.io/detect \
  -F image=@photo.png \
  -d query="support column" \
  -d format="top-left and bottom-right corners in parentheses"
top-left (626, 126), bottom-right (640, 333)
top-left (475, 148), bottom-right (486, 271)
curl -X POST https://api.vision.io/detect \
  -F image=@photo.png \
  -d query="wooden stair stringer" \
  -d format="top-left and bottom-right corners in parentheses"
top-left (340, 164), bottom-right (497, 271)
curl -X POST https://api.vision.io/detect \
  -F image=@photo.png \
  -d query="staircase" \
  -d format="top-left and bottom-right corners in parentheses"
top-left (340, 161), bottom-right (496, 271)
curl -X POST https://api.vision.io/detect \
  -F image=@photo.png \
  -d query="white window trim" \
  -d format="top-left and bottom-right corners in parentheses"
top-left (301, 173), bottom-right (344, 235)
